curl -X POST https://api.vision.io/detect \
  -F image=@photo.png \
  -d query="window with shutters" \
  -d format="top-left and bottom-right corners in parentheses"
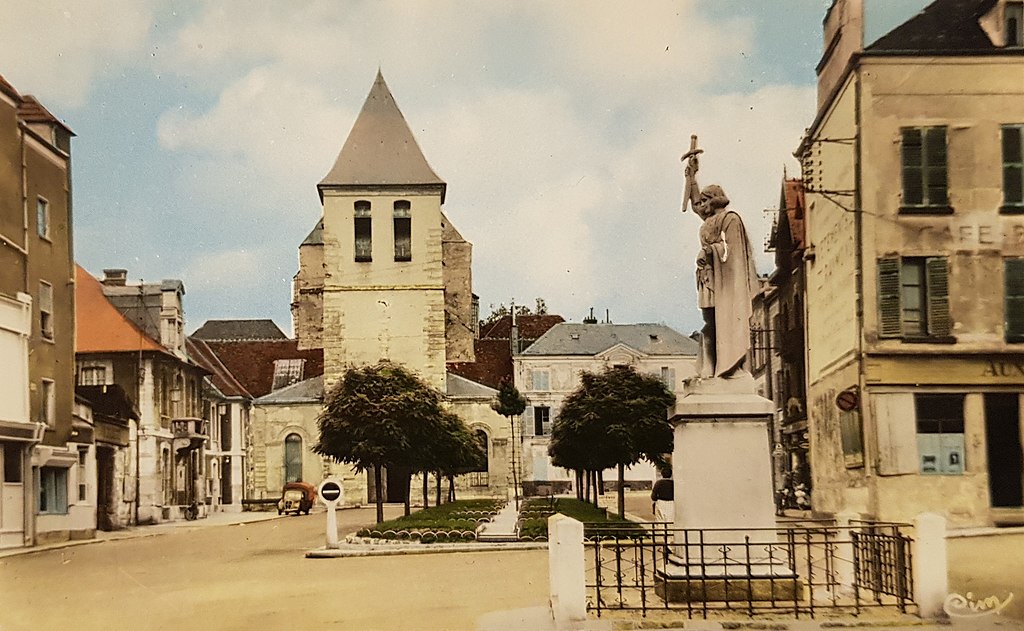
top-left (1007, 258), bottom-right (1024, 342)
top-left (877, 256), bottom-right (953, 341)
top-left (534, 406), bottom-right (550, 436)
top-left (1003, 125), bottom-right (1024, 213)
top-left (393, 200), bottom-right (411, 261)
top-left (39, 281), bottom-right (53, 340)
top-left (900, 127), bottom-right (951, 213)
top-left (915, 394), bottom-right (965, 475)
top-left (354, 200), bottom-right (372, 262)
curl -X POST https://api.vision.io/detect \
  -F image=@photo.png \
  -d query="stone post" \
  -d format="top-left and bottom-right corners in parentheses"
top-left (912, 512), bottom-right (948, 619)
top-left (548, 513), bottom-right (586, 628)
top-left (835, 511), bottom-right (858, 595)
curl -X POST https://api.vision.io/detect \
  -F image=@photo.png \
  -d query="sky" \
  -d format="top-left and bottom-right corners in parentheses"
top-left (0, 0), bottom-right (931, 337)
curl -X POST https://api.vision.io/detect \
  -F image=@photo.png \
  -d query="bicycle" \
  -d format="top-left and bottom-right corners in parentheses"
top-left (183, 501), bottom-right (199, 521)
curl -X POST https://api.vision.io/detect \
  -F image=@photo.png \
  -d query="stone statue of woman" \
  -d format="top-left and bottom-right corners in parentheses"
top-left (682, 146), bottom-right (758, 379)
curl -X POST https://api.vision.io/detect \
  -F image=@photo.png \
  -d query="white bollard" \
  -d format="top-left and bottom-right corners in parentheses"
top-left (326, 504), bottom-right (339, 549)
top-left (913, 512), bottom-right (948, 619)
top-left (835, 511), bottom-right (858, 595)
top-left (548, 513), bottom-right (586, 628)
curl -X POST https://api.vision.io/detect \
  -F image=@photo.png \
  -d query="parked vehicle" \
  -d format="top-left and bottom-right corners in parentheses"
top-left (277, 481), bottom-right (317, 515)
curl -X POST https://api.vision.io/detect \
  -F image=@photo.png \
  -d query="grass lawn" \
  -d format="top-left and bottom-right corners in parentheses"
top-left (356, 498), bottom-right (503, 539)
top-left (518, 497), bottom-right (642, 540)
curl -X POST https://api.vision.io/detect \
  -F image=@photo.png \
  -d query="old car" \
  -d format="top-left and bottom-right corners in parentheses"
top-left (277, 481), bottom-right (317, 515)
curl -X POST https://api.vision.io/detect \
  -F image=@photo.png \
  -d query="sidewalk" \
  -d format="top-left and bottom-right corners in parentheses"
top-left (0, 508), bottom-right (287, 559)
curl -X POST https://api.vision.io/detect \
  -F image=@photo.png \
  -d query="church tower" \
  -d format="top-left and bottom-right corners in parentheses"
top-left (304, 71), bottom-right (473, 391)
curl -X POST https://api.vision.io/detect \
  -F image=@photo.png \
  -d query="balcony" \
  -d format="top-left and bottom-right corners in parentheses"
top-left (172, 417), bottom-right (208, 452)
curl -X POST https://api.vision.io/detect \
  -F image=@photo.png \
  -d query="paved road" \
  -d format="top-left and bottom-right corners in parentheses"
top-left (0, 507), bottom-right (549, 631)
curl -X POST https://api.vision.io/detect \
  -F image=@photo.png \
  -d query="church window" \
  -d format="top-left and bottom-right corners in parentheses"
top-left (354, 201), bottom-right (372, 262)
top-left (393, 201), bottom-right (411, 261)
top-left (284, 434), bottom-right (302, 483)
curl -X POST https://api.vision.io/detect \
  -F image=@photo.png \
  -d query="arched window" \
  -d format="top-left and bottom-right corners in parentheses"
top-left (284, 434), bottom-right (303, 483)
top-left (354, 201), bottom-right (372, 262)
top-left (393, 201), bottom-right (411, 261)
top-left (469, 429), bottom-right (488, 487)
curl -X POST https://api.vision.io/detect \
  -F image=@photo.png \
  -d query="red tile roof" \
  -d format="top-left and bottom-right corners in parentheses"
top-left (479, 314), bottom-right (565, 340)
top-left (201, 340), bottom-right (324, 398)
top-left (186, 337), bottom-right (252, 398)
top-left (75, 265), bottom-right (171, 356)
top-left (17, 94), bottom-right (73, 134)
top-left (448, 338), bottom-right (513, 390)
top-left (782, 178), bottom-right (806, 250)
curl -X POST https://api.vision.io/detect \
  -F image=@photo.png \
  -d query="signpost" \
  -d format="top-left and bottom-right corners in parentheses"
top-left (319, 478), bottom-right (344, 549)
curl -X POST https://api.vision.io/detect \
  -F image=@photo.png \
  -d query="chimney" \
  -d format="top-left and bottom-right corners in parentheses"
top-left (102, 269), bottom-right (128, 286)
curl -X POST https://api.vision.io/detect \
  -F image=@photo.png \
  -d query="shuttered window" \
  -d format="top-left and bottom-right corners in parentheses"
top-left (1003, 125), bottom-right (1024, 211)
top-left (901, 126), bottom-right (949, 212)
top-left (878, 256), bottom-right (951, 339)
top-left (354, 200), bottom-right (372, 262)
top-left (1007, 258), bottom-right (1024, 342)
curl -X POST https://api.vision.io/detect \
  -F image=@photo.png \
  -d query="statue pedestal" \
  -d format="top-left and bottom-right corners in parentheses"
top-left (656, 374), bottom-right (798, 602)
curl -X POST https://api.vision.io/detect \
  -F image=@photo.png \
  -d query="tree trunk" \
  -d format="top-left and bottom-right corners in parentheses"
top-left (598, 470), bottom-right (605, 495)
top-left (617, 462), bottom-right (625, 518)
top-left (422, 472), bottom-right (429, 509)
top-left (575, 470), bottom-right (583, 500)
top-left (583, 469), bottom-right (590, 504)
top-left (436, 474), bottom-right (442, 505)
top-left (404, 472), bottom-right (412, 516)
top-left (373, 464), bottom-right (384, 524)
top-left (448, 475), bottom-right (456, 502)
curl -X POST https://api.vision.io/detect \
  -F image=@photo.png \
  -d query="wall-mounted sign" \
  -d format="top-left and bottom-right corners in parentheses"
top-left (836, 387), bottom-right (859, 412)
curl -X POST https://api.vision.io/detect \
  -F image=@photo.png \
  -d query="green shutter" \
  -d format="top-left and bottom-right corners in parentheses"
top-left (878, 257), bottom-right (902, 338)
top-left (1007, 258), bottom-right (1024, 342)
top-left (926, 257), bottom-right (951, 337)
top-left (1004, 127), bottom-right (1024, 206)
top-left (901, 129), bottom-right (924, 206)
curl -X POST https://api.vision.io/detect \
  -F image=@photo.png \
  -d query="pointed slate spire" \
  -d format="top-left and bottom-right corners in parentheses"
top-left (319, 70), bottom-right (445, 201)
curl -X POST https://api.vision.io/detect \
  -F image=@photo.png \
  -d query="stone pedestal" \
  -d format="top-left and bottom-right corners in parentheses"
top-left (656, 374), bottom-right (798, 601)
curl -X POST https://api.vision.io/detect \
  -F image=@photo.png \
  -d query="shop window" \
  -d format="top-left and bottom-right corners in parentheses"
top-left (354, 200), bottom-right (372, 262)
top-left (393, 201), bottom-right (411, 261)
top-left (1003, 125), bottom-right (1024, 213)
top-left (39, 467), bottom-right (68, 514)
top-left (1007, 258), bottom-right (1024, 342)
top-left (916, 394), bottom-right (965, 475)
top-left (877, 256), bottom-right (951, 340)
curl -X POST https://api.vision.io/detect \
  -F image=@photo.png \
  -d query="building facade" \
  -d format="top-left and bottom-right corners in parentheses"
top-left (514, 323), bottom-right (699, 495)
top-left (0, 75), bottom-right (88, 547)
top-left (798, 0), bottom-right (1024, 526)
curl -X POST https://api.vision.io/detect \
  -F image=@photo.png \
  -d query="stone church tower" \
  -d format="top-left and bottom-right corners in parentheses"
top-left (293, 71), bottom-right (475, 390)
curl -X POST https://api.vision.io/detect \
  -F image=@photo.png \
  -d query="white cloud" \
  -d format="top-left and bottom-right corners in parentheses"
top-left (0, 0), bottom-right (155, 107)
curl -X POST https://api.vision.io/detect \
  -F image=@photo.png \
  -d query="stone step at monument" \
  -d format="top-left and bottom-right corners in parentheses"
top-left (476, 501), bottom-right (520, 542)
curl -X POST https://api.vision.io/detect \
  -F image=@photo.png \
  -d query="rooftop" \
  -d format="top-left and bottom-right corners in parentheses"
top-left (522, 323), bottom-right (698, 357)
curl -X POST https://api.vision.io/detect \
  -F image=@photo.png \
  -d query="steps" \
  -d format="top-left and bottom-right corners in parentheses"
top-left (476, 501), bottom-right (520, 542)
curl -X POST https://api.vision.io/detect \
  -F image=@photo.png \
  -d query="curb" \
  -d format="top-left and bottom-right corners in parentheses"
top-left (306, 541), bottom-right (549, 558)
top-left (0, 511), bottom-right (289, 559)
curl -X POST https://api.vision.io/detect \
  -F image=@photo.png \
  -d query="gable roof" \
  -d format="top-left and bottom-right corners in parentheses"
top-left (522, 323), bottom-right (698, 357)
top-left (446, 372), bottom-right (498, 398)
top-left (192, 319), bottom-right (288, 341)
top-left (185, 337), bottom-right (252, 398)
top-left (867, 0), bottom-right (999, 53)
top-left (479, 314), bottom-right (565, 341)
top-left (256, 375), bottom-right (324, 404)
top-left (201, 340), bottom-right (323, 398)
top-left (318, 70), bottom-right (446, 200)
top-left (75, 265), bottom-right (171, 356)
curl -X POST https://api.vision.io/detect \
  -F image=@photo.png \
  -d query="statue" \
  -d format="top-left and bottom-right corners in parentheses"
top-left (681, 135), bottom-right (758, 379)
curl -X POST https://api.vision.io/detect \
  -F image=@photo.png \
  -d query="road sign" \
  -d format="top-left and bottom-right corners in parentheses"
top-left (835, 387), bottom-right (859, 412)
top-left (319, 478), bottom-right (343, 505)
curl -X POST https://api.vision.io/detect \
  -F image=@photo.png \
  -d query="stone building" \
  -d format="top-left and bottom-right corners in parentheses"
top-left (285, 70), bottom-right (510, 502)
top-left (77, 266), bottom-right (208, 524)
top-left (797, 0), bottom-right (1024, 526)
top-left (514, 322), bottom-right (698, 494)
top-left (0, 75), bottom-right (89, 547)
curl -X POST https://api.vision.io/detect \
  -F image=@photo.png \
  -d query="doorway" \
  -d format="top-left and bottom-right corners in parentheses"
top-left (984, 393), bottom-right (1024, 508)
top-left (96, 446), bottom-right (116, 531)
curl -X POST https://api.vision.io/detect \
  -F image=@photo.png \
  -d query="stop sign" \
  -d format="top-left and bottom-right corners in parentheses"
top-left (319, 478), bottom-right (343, 505)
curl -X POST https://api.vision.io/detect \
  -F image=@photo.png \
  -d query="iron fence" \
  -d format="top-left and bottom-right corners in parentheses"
top-left (584, 519), bottom-right (914, 619)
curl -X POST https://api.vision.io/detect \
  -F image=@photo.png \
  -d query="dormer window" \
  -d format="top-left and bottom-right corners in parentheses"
top-left (354, 201), bottom-right (371, 262)
top-left (1007, 2), bottom-right (1023, 47)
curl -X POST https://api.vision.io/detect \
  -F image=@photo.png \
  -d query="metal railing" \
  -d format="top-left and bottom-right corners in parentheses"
top-left (584, 519), bottom-right (914, 619)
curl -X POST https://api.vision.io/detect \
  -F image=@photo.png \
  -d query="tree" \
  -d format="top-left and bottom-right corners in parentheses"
top-left (491, 378), bottom-right (526, 507)
top-left (481, 298), bottom-right (548, 327)
top-left (549, 365), bottom-right (676, 517)
top-left (432, 410), bottom-right (486, 503)
top-left (314, 361), bottom-right (446, 524)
